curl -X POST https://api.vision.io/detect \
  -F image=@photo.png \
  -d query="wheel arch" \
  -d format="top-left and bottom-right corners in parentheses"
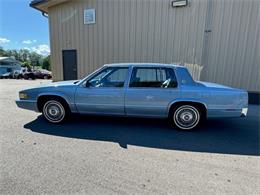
top-left (168, 100), bottom-right (207, 119)
top-left (37, 94), bottom-right (71, 113)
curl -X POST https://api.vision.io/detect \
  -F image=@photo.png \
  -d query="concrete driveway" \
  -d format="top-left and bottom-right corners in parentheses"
top-left (0, 79), bottom-right (259, 194)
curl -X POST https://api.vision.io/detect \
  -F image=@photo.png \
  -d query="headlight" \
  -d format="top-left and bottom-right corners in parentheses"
top-left (19, 92), bottom-right (28, 99)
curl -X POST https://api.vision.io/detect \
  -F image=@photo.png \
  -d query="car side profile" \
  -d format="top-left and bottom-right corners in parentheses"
top-left (16, 63), bottom-right (248, 130)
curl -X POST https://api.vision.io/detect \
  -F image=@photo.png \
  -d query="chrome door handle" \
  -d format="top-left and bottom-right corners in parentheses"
top-left (146, 96), bottom-right (154, 100)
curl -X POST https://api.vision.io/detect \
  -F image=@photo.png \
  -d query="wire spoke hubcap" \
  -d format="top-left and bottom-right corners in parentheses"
top-left (173, 105), bottom-right (200, 130)
top-left (180, 111), bottom-right (194, 122)
top-left (43, 100), bottom-right (65, 123)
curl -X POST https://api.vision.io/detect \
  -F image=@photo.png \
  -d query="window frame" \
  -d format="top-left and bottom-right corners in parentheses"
top-left (84, 66), bottom-right (130, 88)
top-left (128, 66), bottom-right (178, 89)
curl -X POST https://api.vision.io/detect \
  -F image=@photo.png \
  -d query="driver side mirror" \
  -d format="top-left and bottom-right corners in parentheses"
top-left (85, 81), bottom-right (91, 88)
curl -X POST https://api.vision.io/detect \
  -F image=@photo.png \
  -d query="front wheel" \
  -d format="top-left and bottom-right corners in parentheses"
top-left (170, 105), bottom-right (201, 130)
top-left (42, 100), bottom-right (67, 123)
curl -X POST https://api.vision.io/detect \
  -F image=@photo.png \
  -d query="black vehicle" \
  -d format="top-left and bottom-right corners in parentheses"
top-left (33, 69), bottom-right (52, 79)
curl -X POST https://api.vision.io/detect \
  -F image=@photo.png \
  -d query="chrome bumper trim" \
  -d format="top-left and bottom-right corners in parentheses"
top-left (15, 100), bottom-right (39, 112)
top-left (241, 108), bottom-right (248, 117)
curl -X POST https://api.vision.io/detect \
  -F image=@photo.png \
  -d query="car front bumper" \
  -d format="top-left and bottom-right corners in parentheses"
top-left (15, 100), bottom-right (39, 112)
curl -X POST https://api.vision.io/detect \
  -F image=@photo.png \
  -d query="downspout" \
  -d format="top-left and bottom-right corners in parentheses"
top-left (42, 11), bottom-right (48, 18)
top-left (200, 0), bottom-right (213, 80)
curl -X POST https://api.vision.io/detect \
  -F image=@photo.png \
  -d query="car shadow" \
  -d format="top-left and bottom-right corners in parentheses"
top-left (24, 106), bottom-right (260, 156)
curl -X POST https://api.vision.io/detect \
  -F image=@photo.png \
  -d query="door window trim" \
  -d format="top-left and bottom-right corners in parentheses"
top-left (128, 66), bottom-right (178, 89)
top-left (82, 66), bottom-right (130, 88)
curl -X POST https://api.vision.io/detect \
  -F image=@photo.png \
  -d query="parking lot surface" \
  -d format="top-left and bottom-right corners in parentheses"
top-left (0, 79), bottom-right (259, 195)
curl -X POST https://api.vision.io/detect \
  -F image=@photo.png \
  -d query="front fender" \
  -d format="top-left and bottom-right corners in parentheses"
top-left (37, 91), bottom-right (77, 113)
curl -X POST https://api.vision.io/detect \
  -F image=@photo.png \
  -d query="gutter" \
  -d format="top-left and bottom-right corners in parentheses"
top-left (29, 0), bottom-right (48, 16)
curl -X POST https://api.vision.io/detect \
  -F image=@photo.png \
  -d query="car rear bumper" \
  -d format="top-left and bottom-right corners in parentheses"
top-left (15, 100), bottom-right (39, 112)
top-left (241, 108), bottom-right (248, 117)
top-left (207, 107), bottom-right (248, 118)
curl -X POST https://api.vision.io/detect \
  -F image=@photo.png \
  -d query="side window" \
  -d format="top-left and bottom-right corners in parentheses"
top-left (129, 67), bottom-right (177, 88)
top-left (87, 67), bottom-right (128, 88)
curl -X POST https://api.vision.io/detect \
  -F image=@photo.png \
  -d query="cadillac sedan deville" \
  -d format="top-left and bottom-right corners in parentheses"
top-left (16, 63), bottom-right (248, 130)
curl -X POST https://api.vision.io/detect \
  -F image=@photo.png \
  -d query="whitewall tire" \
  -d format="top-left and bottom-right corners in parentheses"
top-left (171, 105), bottom-right (201, 130)
top-left (43, 100), bottom-right (66, 123)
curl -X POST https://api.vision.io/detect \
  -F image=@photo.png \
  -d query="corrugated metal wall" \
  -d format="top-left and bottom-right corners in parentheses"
top-left (48, 0), bottom-right (259, 92)
top-left (201, 0), bottom-right (260, 92)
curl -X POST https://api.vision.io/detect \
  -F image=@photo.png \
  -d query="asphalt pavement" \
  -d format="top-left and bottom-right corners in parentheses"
top-left (0, 79), bottom-right (259, 195)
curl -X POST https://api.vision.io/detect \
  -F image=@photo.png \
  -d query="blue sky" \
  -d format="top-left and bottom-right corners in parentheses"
top-left (0, 0), bottom-right (50, 55)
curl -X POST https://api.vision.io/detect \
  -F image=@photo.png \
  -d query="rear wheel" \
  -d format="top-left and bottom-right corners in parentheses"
top-left (23, 74), bottom-right (28, 80)
top-left (170, 105), bottom-right (201, 130)
top-left (42, 100), bottom-right (67, 123)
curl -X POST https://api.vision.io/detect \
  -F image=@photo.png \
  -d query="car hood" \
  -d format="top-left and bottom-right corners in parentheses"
top-left (22, 80), bottom-right (79, 91)
top-left (41, 80), bottom-right (79, 87)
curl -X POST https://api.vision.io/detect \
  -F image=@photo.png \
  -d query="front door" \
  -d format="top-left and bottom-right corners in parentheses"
top-left (125, 67), bottom-right (179, 117)
top-left (75, 66), bottom-right (129, 115)
top-left (62, 50), bottom-right (77, 80)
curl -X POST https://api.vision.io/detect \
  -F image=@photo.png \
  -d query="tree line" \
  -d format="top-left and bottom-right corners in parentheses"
top-left (0, 46), bottom-right (51, 71)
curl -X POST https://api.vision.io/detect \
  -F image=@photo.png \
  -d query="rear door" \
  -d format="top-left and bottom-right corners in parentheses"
top-left (125, 66), bottom-right (180, 117)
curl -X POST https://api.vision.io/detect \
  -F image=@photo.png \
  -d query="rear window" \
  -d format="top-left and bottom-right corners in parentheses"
top-left (129, 67), bottom-right (177, 88)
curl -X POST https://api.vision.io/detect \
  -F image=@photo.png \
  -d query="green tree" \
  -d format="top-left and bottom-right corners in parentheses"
top-left (5, 49), bottom-right (19, 60)
top-left (29, 52), bottom-right (41, 67)
top-left (22, 61), bottom-right (32, 69)
top-left (19, 49), bottom-right (30, 62)
top-left (42, 55), bottom-right (51, 70)
top-left (0, 46), bottom-right (6, 56)
top-left (0, 47), bottom-right (51, 70)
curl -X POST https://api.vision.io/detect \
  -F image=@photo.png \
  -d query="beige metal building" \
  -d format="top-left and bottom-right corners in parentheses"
top-left (31, 0), bottom-right (259, 94)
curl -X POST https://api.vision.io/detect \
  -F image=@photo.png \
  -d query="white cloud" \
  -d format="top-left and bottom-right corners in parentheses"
top-left (0, 37), bottom-right (10, 44)
top-left (22, 39), bottom-right (37, 44)
top-left (31, 44), bottom-right (50, 56)
top-left (23, 47), bottom-right (31, 50)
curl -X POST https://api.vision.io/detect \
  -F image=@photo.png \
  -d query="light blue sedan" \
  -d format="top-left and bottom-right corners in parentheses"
top-left (16, 63), bottom-right (248, 130)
